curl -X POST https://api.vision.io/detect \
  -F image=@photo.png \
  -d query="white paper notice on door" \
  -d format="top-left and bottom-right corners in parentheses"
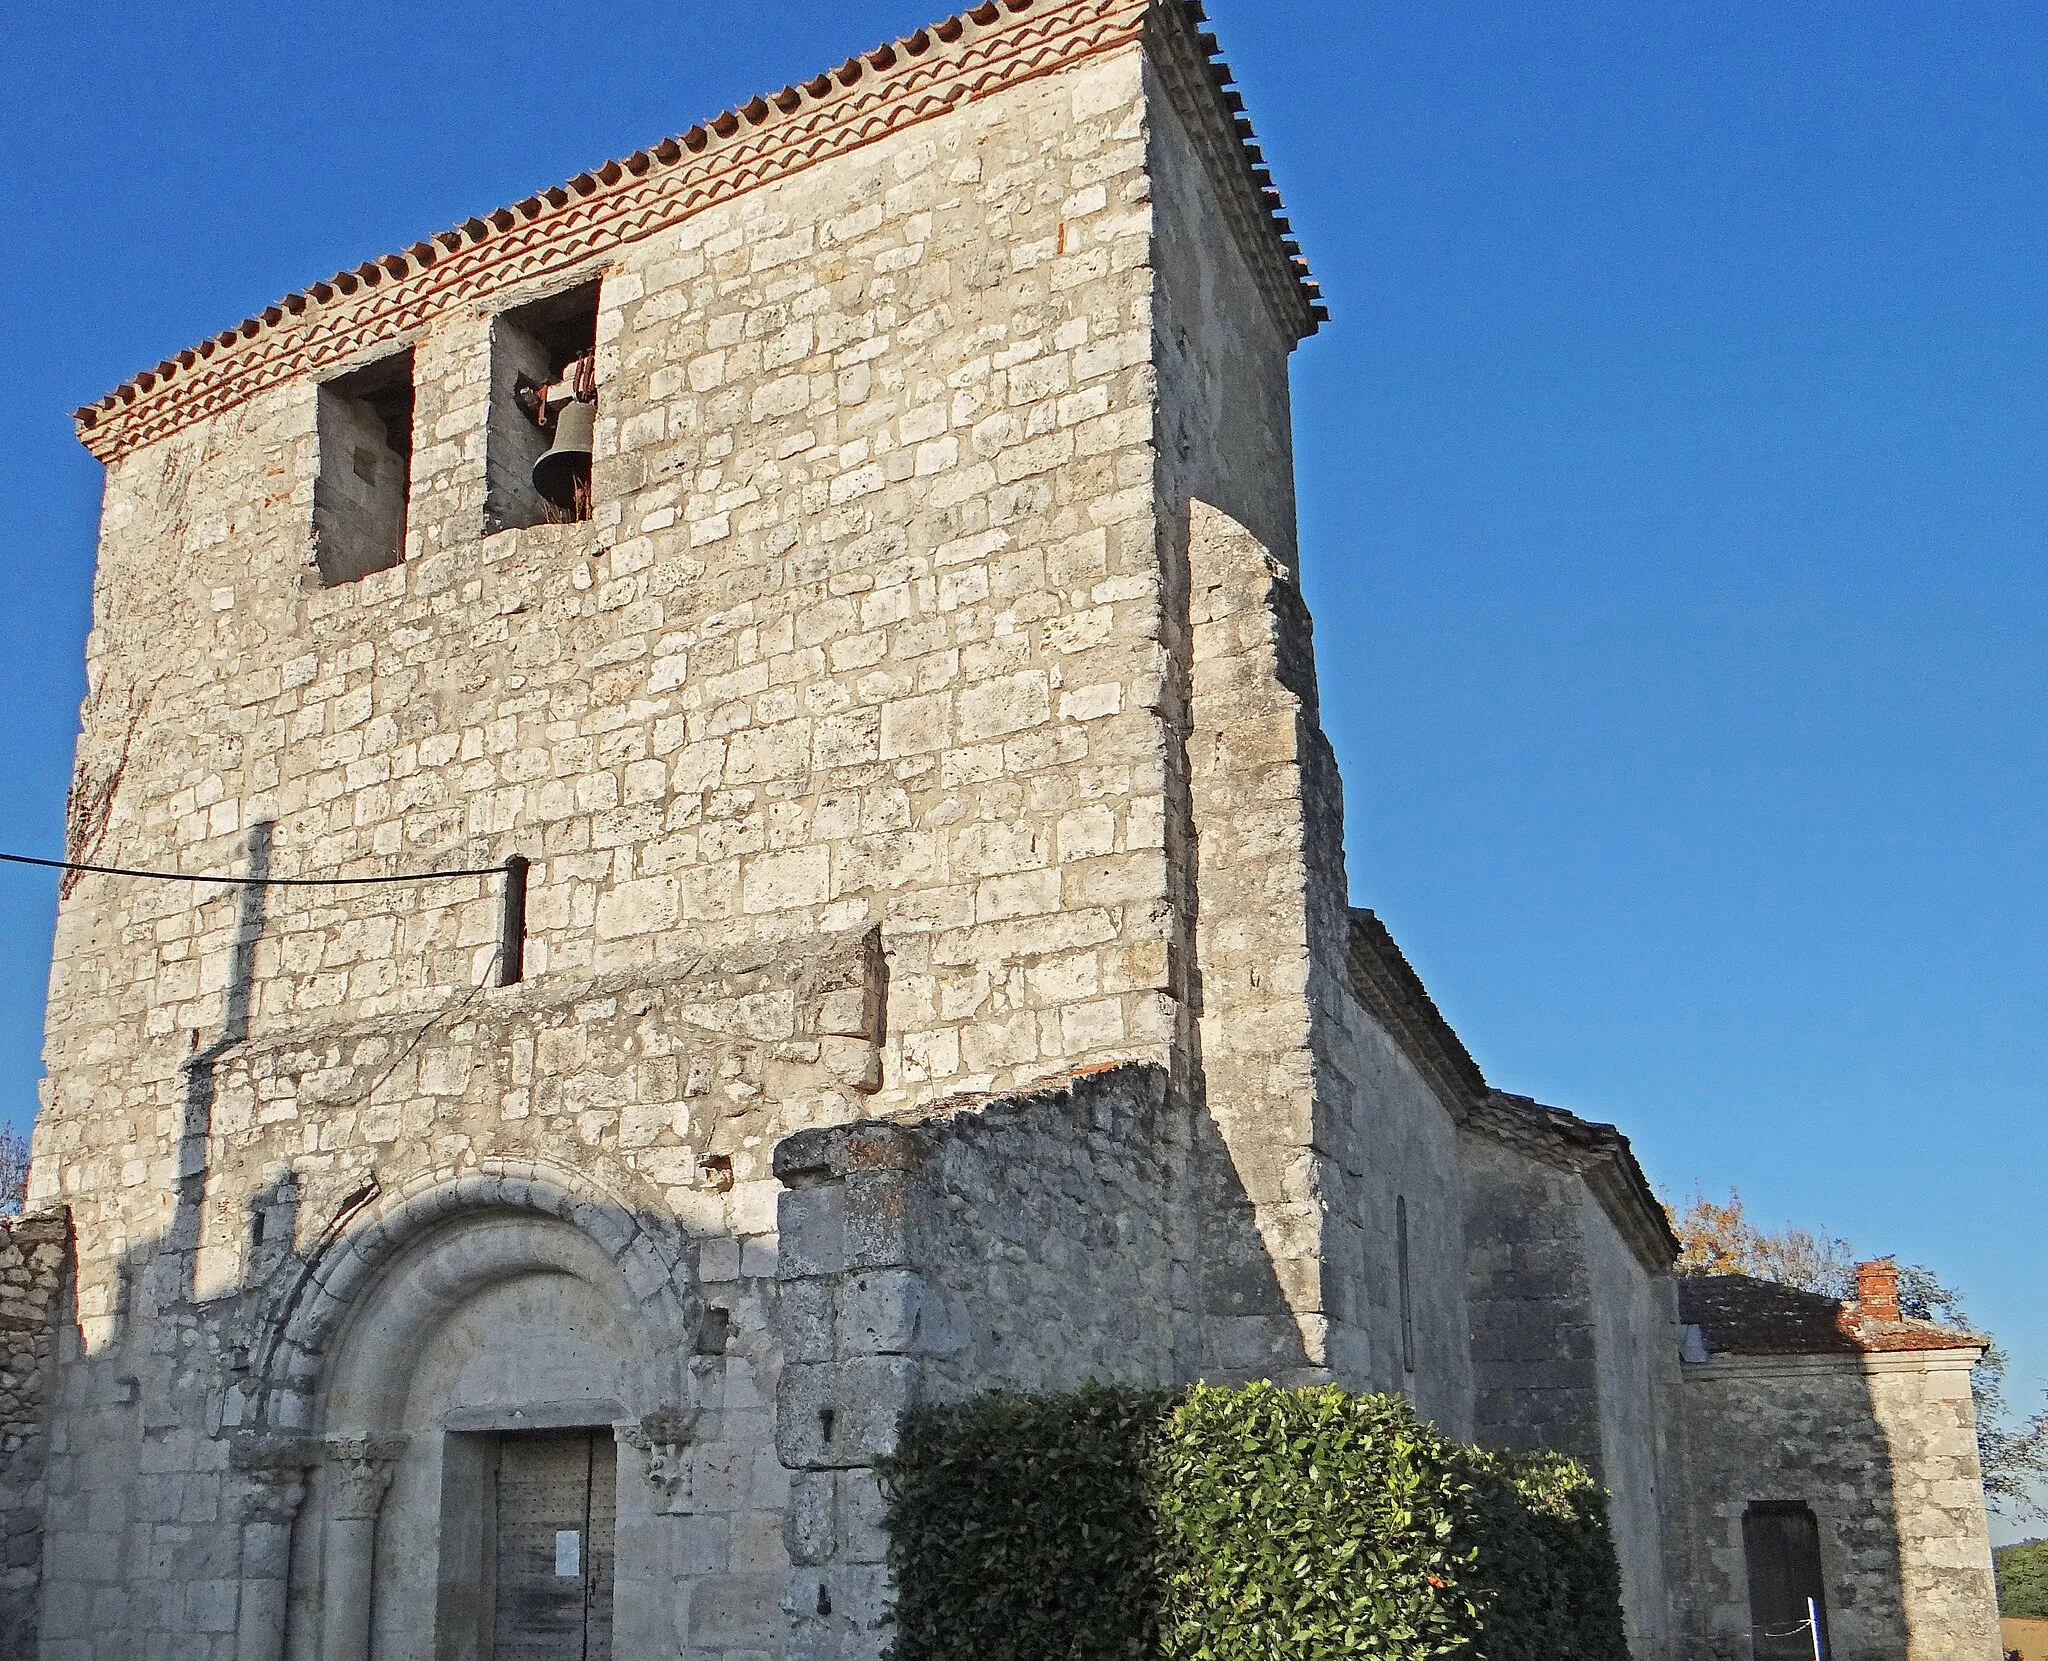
top-left (555, 1530), bottom-right (582, 1578)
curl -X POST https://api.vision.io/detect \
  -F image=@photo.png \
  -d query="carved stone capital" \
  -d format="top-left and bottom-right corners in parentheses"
top-left (618, 1409), bottom-right (698, 1508)
top-left (229, 1433), bottom-right (320, 1524)
top-left (237, 1469), bottom-right (309, 1525)
top-left (323, 1433), bottom-right (409, 1521)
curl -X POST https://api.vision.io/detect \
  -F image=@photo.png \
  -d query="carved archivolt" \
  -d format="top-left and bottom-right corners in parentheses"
top-left (246, 1155), bottom-right (699, 1429)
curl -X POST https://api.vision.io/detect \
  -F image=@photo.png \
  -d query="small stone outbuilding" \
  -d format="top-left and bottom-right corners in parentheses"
top-left (1669, 1265), bottom-right (2003, 1659)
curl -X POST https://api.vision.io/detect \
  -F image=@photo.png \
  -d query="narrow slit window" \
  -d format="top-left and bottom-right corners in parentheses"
top-left (1744, 1502), bottom-right (1831, 1660)
top-left (1397, 1194), bottom-right (1415, 1374)
top-left (487, 279), bottom-right (601, 532)
top-left (313, 350), bottom-right (414, 585)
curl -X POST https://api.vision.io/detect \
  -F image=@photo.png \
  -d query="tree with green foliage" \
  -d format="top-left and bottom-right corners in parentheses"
top-left (1669, 1189), bottom-right (2048, 1518)
top-left (1996, 1539), bottom-right (2048, 1618)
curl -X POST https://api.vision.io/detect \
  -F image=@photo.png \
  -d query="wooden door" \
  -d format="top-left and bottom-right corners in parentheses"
top-left (492, 1430), bottom-right (616, 1661)
top-left (1744, 1503), bottom-right (1831, 1660)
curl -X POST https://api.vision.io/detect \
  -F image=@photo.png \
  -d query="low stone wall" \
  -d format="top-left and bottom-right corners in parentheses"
top-left (771, 1062), bottom-right (1187, 1661)
top-left (0, 1207), bottom-right (68, 1658)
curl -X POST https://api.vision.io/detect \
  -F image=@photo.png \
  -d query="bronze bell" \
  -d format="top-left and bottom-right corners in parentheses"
top-left (533, 397), bottom-right (595, 509)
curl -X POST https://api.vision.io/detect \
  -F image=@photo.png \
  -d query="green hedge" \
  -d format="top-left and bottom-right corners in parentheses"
top-left (879, 1383), bottom-right (1628, 1661)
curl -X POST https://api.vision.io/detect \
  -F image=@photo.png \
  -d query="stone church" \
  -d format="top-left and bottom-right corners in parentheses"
top-left (0, 1), bottom-right (2006, 1658)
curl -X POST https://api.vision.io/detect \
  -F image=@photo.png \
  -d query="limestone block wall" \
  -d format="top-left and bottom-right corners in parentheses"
top-left (1146, 30), bottom-right (1475, 1413)
top-left (34, 37), bottom-right (1173, 1324)
top-left (899, 1062), bottom-right (1190, 1395)
top-left (585, 43), bottom-right (1175, 1106)
top-left (1581, 1186), bottom-right (1679, 1660)
top-left (0, 1209), bottom-right (67, 1659)
top-left (1463, 1134), bottom-right (1608, 1458)
top-left (1149, 24), bottom-right (1320, 1391)
top-left (31, 930), bottom-right (878, 1661)
top-left (1310, 952), bottom-right (1476, 1427)
top-left (771, 1063), bottom-right (1189, 1661)
top-left (1669, 1351), bottom-right (2002, 1661)
top-left (1460, 1129), bottom-right (1679, 1656)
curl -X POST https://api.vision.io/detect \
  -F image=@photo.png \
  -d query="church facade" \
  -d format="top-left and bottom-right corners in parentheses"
top-left (1, 2), bottom-right (2004, 1658)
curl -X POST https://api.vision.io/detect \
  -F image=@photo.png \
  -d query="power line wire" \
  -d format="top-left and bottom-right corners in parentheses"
top-left (0, 851), bottom-right (508, 888)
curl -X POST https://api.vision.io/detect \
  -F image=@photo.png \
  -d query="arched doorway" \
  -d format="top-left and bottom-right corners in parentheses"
top-left (265, 1163), bottom-right (706, 1661)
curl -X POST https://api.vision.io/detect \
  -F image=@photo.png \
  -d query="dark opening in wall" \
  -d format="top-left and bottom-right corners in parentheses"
top-left (487, 279), bottom-right (601, 533)
top-left (1743, 1502), bottom-right (1831, 1660)
top-left (313, 350), bottom-right (414, 585)
top-left (1396, 1194), bottom-right (1415, 1374)
top-left (696, 1307), bottom-right (731, 1357)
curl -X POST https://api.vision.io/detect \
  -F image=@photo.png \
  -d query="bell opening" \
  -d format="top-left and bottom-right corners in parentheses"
top-left (486, 278), bottom-right (601, 533)
top-left (313, 348), bottom-right (415, 586)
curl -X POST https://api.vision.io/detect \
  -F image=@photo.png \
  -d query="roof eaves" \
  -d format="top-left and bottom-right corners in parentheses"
top-left (73, 0), bottom-right (1326, 464)
top-left (1347, 909), bottom-right (1489, 1122)
top-left (1474, 1089), bottom-right (1679, 1272)
top-left (1145, 0), bottom-right (1327, 342)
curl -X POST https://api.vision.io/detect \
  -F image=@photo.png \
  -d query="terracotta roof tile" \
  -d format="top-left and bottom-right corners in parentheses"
top-left (1679, 1273), bottom-right (1985, 1358)
top-left (73, 0), bottom-right (1324, 462)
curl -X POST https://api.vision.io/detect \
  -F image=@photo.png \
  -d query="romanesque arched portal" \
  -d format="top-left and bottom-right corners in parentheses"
top-left (238, 1160), bottom-right (710, 1661)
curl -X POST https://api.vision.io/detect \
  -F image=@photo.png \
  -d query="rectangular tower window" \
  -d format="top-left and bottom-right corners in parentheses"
top-left (313, 350), bottom-right (414, 585)
top-left (487, 279), bottom-right (601, 533)
top-left (1744, 1502), bottom-right (1831, 1660)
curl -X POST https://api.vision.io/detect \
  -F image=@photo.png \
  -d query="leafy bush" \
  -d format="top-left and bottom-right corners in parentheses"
top-left (883, 1387), bottom-right (1171, 1661)
top-left (1154, 1385), bottom-right (1480, 1660)
top-left (1998, 1539), bottom-right (2048, 1618)
top-left (879, 1382), bottom-right (1629, 1661)
top-left (1459, 1446), bottom-right (1627, 1661)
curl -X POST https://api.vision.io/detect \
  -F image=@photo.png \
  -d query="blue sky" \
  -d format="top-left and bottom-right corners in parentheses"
top-left (3, 1), bottom-right (2043, 1527)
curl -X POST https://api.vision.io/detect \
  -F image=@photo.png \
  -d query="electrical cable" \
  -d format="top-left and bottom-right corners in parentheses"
top-left (0, 850), bottom-right (507, 887)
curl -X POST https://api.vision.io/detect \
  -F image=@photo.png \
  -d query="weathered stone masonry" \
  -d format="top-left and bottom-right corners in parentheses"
top-left (772, 1064), bottom-right (1186, 1658)
top-left (0, 1208), bottom-right (67, 1659)
top-left (28, 5), bottom-right (1350, 1659)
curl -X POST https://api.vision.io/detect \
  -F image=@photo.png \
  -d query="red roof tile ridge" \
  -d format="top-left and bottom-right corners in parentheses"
top-left (1843, 1302), bottom-right (1989, 1353)
top-left (72, 0), bottom-right (1322, 464)
top-left (1680, 1272), bottom-right (1988, 1358)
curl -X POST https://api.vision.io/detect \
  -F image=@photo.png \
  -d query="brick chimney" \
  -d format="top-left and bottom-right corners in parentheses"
top-left (1856, 1259), bottom-right (1901, 1325)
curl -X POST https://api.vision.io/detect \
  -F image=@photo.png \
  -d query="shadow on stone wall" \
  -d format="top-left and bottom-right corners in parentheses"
top-left (770, 1061), bottom-right (1315, 1661)
top-left (1667, 1317), bottom-right (1913, 1659)
top-left (26, 1153), bottom-right (719, 1661)
top-left (18, 805), bottom-right (1320, 1661)
top-left (24, 1059), bottom-right (1317, 1661)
